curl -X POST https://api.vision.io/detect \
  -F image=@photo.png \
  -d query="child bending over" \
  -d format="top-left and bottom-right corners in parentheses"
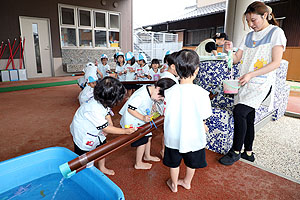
top-left (163, 49), bottom-right (212, 192)
top-left (71, 77), bottom-right (136, 175)
top-left (119, 78), bottom-right (176, 169)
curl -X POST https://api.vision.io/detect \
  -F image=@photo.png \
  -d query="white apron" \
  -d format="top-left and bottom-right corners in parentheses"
top-left (235, 27), bottom-right (278, 110)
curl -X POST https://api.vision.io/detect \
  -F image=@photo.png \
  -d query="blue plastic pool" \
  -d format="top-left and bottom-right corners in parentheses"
top-left (0, 147), bottom-right (124, 199)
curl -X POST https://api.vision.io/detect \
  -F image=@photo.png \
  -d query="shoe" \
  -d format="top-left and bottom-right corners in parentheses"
top-left (241, 151), bottom-right (255, 162)
top-left (219, 149), bottom-right (241, 166)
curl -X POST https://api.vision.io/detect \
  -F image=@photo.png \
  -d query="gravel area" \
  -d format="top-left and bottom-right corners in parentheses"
top-left (252, 116), bottom-right (300, 182)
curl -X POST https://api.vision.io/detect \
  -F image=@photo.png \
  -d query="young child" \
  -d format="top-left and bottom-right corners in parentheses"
top-left (148, 59), bottom-right (161, 81)
top-left (115, 52), bottom-right (126, 81)
top-left (136, 53), bottom-right (150, 81)
top-left (124, 51), bottom-right (139, 97)
top-left (160, 50), bottom-right (172, 73)
top-left (78, 74), bottom-right (98, 105)
top-left (119, 78), bottom-right (176, 169)
top-left (160, 52), bottom-right (179, 84)
top-left (84, 62), bottom-right (103, 85)
top-left (97, 54), bottom-right (111, 78)
top-left (163, 49), bottom-right (212, 192)
top-left (71, 77), bottom-right (136, 175)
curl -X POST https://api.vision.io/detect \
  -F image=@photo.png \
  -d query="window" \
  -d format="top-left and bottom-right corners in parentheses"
top-left (184, 28), bottom-right (215, 46)
top-left (59, 4), bottom-right (120, 48)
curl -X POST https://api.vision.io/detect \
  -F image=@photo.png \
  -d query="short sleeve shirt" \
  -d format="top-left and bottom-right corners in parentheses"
top-left (160, 71), bottom-right (179, 84)
top-left (70, 98), bottom-right (109, 151)
top-left (163, 84), bottom-right (212, 153)
top-left (78, 85), bottom-right (94, 105)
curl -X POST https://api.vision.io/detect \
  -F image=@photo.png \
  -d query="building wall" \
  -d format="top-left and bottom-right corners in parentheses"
top-left (0, 0), bottom-right (133, 76)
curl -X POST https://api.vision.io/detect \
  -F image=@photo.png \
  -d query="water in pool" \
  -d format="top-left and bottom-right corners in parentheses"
top-left (0, 173), bottom-right (95, 200)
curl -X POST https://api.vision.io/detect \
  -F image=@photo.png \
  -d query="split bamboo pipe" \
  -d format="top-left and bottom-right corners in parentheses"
top-left (60, 116), bottom-right (164, 178)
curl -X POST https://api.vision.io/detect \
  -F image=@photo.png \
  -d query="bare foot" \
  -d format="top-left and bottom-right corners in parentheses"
top-left (100, 167), bottom-right (115, 176)
top-left (166, 179), bottom-right (177, 193)
top-left (134, 162), bottom-right (152, 169)
top-left (144, 155), bottom-right (160, 162)
top-left (178, 179), bottom-right (191, 190)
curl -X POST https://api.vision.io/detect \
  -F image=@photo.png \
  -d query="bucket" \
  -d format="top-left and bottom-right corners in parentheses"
top-left (223, 79), bottom-right (240, 94)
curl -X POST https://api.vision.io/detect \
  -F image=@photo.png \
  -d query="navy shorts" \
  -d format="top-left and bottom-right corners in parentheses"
top-left (131, 135), bottom-right (151, 147)
top-left (163, 146), bottom-right (207, 169)
top-left (74, 139), bottom-right (107, 156)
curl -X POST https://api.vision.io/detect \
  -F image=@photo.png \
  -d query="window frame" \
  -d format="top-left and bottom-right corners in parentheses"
top-left (58, 4), bottom-right (121, 49)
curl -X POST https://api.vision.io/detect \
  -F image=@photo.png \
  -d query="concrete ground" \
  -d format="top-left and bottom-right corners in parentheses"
top-left (0, 77), bottom-right (299, 199)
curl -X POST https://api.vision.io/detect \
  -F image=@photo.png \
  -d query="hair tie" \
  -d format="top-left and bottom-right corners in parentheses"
top-left (266, 5), bottom-right (273, 20)
top-left (216, 33), bottom-right (220, 37)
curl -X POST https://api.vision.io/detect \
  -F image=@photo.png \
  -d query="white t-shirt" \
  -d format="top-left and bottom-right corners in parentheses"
top-left (148, 68), bottom-right (161, 81)
top-left (164, 84), bottom-right (212, 153)
top-left (70, 98), bottom-right (109, 151)
top-left (116, 64), bottom-right (126, 81)
top-left (238, 25), bottom-right (287, 51)
top-left (160, 71), bottom-right (179, 84)
top-left (97, 63), bottom-right (110, 77)
top-left (78, 85), bottom-right (94, 105)
top-left (125, 62), bottom-right (138, 80)
top-left (119, 85), bottom-right (153, 136)
top-left (136, 64), bottom-right (150, 81)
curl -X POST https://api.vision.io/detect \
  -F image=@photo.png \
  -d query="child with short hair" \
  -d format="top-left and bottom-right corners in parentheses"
top-left (97, 54), bottom-right (111, 78)
top-left (119, 78), bottom-right (176, 169)
top-left (160, 52), bottom-right (179, 84)
top-left (78, 74), bottom-right (98, 105)
top-left (136, 53), bottom-right (150, 81)
top-left (71, 77), bottom-right (136, 175)
top-left (115, 52), bottom-right (127, 81)
top-left (160, 50), bottom-right (172, 73)
top-left (163, 49), bottom-right (212, 192)
top-left (149, 59), bottom-right (161, 81)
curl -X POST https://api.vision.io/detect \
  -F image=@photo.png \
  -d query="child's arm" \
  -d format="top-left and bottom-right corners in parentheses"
top-left (103, 125), bottom-right (136, 135)
top-left (106, 114), bottom-right (114, 126)
top-left (97, 68), bottom-right (103, 79)
top-left (203, 121), bottom-right (208, 132)
top-left (128, 109), bottom-right (151, 122)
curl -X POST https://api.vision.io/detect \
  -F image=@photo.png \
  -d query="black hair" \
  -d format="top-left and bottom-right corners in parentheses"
top-left (154, 78), bottom-right (176, 97)
top-left (94, 77), bottom-right (126, 108)
top-left (116, 55), bottom-right (125, 66)
top-left (101, 57), bottom-right (108, 61)
top-left (166, 52), bottom-right (178, 66)
top-left (163, 54), bottom-right (169, 64)
top-left (129, 57), bottom-right (136, 66)
top-left (213, 33), bottom-right (228, 40)
top-left (174, 49), bottom-right (200, 79)
top-left (151, 59), bottom-right (160, 66)
top-left (138, 59), bottom-right (146, 65)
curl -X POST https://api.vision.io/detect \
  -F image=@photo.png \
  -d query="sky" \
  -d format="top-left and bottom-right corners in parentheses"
top-left (133, 0), bottom-right (196, 28)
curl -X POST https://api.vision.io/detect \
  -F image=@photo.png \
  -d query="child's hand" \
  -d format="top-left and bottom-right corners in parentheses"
top-left (224, 40), bottom-right (233, 51)
top-left (125, 127), bottom-right (136, 134)
top-left (124, 70), bottom-right (127, 74)
top-left (143, 115), bottom-right (151, 122)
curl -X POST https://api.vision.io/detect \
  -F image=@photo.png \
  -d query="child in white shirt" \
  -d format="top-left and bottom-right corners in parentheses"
top-left (124, 51), bottom-right (139, 97)
top-left (119, 78), bottom-right (176, 170)
top-left (160, 52), bottom-right (179, 84)
top-left (163, 49), bottom-right (212, 192)
top-left (84, 62), bottom-right (103, 85)
top-left (78, 74), bottom-right (98, 105)
top-left (115, 52), bottom-right (126, 81)
top-left (97, 54), bottom-right (111, 78)
top-left (148, 59), bottom-right (161, 81)
top-left (71, 77), bottom-right (136, 175)
top-left (136, 53), bottom-right (150, 81)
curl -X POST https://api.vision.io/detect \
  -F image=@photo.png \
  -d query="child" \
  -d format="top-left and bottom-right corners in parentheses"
top-left (160, 52), bottom-right (179, 84)
top-left (124, 51), bottom-right (139, 97)
top-left (136, 53), bottom-right (150, 81)
top-left (84, 62), bottom-right (103, 85)
top-left (119, 78), bottom-right (176, 169)
top-left (78, 74), bottom-right (98, 105)
top-left (160, 50), bottom-right (172, 73)
top-left (97, 54), bottom-right (111, 78)
top-left (148, 59), bottom-right (161, 81)
top-left (71, 77), bottom-right (136, 175)
top-left (115, 52), bottom-right (126, 81)
top-left (163, 49), bottom-right (212, 192)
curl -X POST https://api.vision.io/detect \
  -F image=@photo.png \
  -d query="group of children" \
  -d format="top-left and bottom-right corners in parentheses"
top-left (71, 49), bottom-right (211, 192)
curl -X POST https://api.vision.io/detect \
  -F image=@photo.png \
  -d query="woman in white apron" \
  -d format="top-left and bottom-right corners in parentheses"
top-left (219, 1), bottom-right (286, 166)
